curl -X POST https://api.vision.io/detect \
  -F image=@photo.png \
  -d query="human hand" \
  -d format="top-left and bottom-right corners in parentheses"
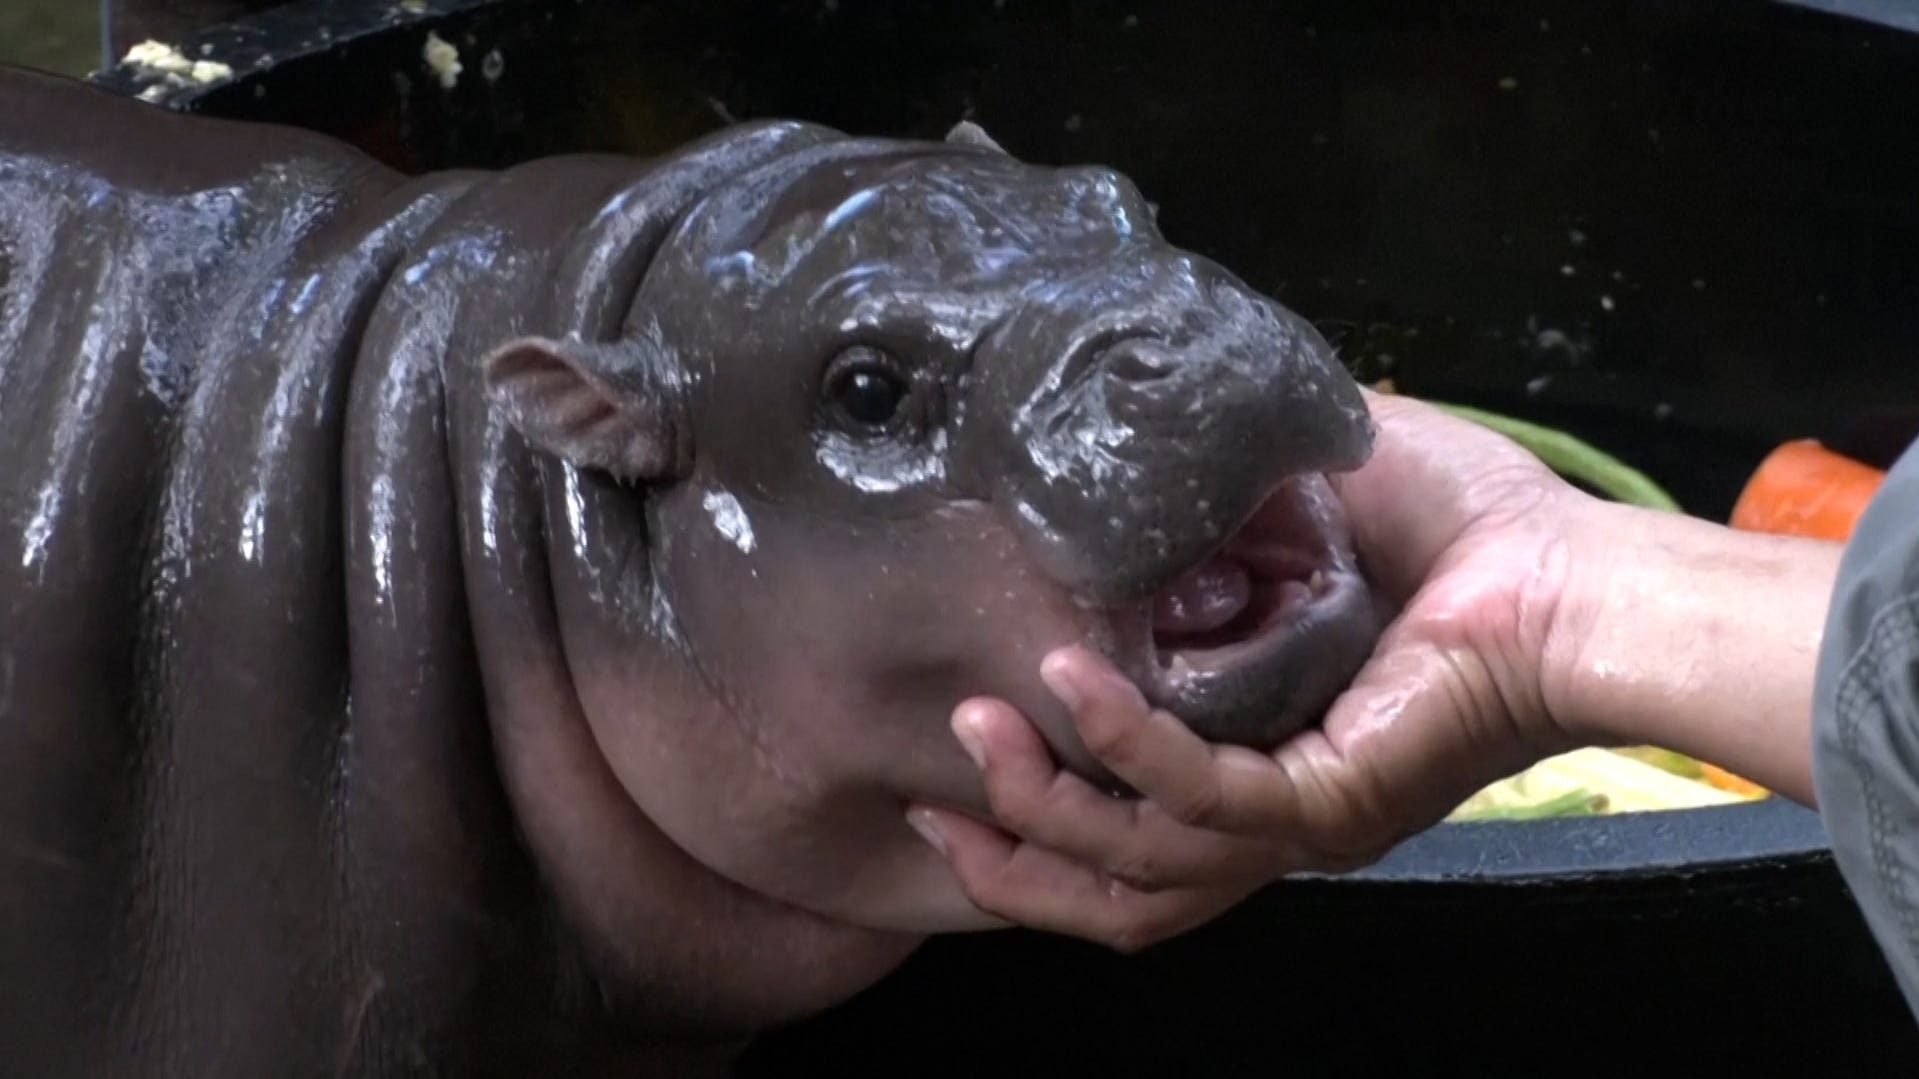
top-left (904, 390), bottom-right (1614, 951)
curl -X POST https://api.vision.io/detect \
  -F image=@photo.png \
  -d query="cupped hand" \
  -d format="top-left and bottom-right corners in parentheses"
top-left (905, 390), bottom-right (1612, 951)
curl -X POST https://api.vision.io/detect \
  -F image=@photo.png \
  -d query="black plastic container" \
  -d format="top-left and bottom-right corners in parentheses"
top-left (90, 1), bottom-right (1919, 1073)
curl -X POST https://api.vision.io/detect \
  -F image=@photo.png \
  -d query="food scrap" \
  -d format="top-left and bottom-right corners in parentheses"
top-left (1370, 380), bottom-right (1682, 513)
top-left (423, 31), bottom-right (463, 89)
top-left (121, 39), bottom-right (234, 97)
top-left (1730, 438), bottom-right (1886, 542)
top-left (1450, 746), bottom-right (1759, 821)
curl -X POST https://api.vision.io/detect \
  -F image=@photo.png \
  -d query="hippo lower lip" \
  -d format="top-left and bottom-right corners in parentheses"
top-left (1104, 474), bottom-right (1379, 749)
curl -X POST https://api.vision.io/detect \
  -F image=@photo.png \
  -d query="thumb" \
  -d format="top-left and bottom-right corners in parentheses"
top-left (1261, 632), bottom-right (1546, 867)
top-left (1331, 391), bottom-right (1556, 602)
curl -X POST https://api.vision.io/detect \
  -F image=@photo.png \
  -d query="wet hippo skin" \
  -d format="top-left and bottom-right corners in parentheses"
top-left (0, 65), bottom-right (1379, 1076)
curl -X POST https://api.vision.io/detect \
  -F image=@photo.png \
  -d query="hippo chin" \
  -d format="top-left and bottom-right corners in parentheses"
top-left (0, 67), bottom-right (1377, 1075)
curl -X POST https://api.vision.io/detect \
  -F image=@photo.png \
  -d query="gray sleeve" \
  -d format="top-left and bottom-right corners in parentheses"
top-left (1812, 437), bottom-right (1919, 1015)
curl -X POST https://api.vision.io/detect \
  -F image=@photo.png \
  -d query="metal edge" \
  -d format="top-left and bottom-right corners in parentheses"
top-left (1334, 795), bottom-right (1832, 884)
top-left (1774, 0), bottom-right (1919, 34)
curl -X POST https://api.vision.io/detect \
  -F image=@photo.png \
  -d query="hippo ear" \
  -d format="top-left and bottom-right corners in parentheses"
top-left (482, 332), bottom-right (689, 483)
top-left (945, 120), bottom-right (1008, 155)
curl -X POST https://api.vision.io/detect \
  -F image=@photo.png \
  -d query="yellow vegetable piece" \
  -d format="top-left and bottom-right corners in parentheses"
top-left (1699, 762), bottom-right (1771, 798)
top-left (1449, 747), bottom-right (1749, 821)
top-left (1611, 745), bottom-right (1706, 780)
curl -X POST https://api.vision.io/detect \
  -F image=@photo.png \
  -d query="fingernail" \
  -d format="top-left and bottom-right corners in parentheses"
top-left (952, 710), bottom-right (987, 769)
top-left (1040, 652), bottom-right (1083, 712)
top-left (905, 807), bottom-right (947, 856)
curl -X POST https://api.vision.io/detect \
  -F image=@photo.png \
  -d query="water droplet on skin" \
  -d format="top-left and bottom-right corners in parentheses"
top-left (1527, 374), bottom-right (1552, 396)
top-left (1561, 264), bottom-right (1577, 276)
top-left (1599, 294), bottom-right (1616, 312)
top-left (702, 490), bottom-right (756, 554)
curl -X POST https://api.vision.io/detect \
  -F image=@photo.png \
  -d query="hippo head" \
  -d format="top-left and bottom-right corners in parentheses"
top-left (480, 124), bottom-right (1379, 935)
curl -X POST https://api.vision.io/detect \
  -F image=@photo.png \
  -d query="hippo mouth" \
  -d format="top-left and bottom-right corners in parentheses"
top-left (1104, 474), bottom-right (1379, 749)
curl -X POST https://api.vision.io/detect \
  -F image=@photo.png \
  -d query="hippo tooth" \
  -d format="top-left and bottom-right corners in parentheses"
top-left (1309, 569), bottom-right (1326, 592)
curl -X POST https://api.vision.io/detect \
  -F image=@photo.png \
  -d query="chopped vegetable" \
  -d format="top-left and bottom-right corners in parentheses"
top-left (1699, 762), bottom-right (1770, 798)
top-left (1611, 745), bottom-right (1705, 780)
top-left (1619, 745), bottom-right (1770, 800)
top-left (1449, 747), bottom-right (1751, 821)
top-left (1729, 438), bottom-right (1885, 542)
top-left (1426, 402), bottom-right (1683, 513)
top-left (1367, 382), bottom-right (1682, 513)
top-left (1453, 787), bottom-right (1608, 821)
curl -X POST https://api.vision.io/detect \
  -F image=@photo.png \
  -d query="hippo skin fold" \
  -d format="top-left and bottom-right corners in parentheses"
top-left (0, 66), bottom-right (1381, 1075)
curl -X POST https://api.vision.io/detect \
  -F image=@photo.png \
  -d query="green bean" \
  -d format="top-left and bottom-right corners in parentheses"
top-left (1453, 788), bottom-right (1610, 821)
top-left (1429, 401), bottom-right (1684, 514)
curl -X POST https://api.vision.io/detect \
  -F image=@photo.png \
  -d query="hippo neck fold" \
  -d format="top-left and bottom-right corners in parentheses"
top-left (387, 132), bottom-right (931, 1035)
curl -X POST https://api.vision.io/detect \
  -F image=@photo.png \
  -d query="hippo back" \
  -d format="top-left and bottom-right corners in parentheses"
top-left (0, 64), bottom-right (843, 1076)
top-left (0, 64), bottom-right (508, 1077)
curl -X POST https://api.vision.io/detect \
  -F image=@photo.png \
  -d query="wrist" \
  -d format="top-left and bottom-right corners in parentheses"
top-left (1540, 498), bottom-right (1843, 803)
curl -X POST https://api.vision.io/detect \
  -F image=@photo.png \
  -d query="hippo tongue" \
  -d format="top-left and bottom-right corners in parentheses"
top-left (1150, 554), bottom-right (1252, 636)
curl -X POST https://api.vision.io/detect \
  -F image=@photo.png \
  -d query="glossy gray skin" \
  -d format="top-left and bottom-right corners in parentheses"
top-left (0, 66), bottom-right (1378, 1077)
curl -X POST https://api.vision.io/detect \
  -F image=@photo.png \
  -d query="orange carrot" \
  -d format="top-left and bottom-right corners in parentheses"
top-left (1729, 439), bottom-right (1886, 542)
top-left (1699, 762), bottom-right (1770, 799)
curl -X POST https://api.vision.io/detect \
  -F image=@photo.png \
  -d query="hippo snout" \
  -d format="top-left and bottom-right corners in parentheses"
top-left (960, 254), bottom-right (1381, 752)
top-left (967, 258), bottom-right (1373, 605)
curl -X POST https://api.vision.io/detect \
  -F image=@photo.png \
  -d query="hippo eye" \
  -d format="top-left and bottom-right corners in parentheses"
top-left (823, 348), bottom-right (912, 434)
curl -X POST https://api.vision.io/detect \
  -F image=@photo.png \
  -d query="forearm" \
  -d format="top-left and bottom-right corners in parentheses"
top-left (1546, 499), bottom-right (1845, 806)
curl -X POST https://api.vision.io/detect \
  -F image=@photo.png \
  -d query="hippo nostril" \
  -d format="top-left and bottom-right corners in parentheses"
top-left (1102, 340), bottom-right (1179, 386)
